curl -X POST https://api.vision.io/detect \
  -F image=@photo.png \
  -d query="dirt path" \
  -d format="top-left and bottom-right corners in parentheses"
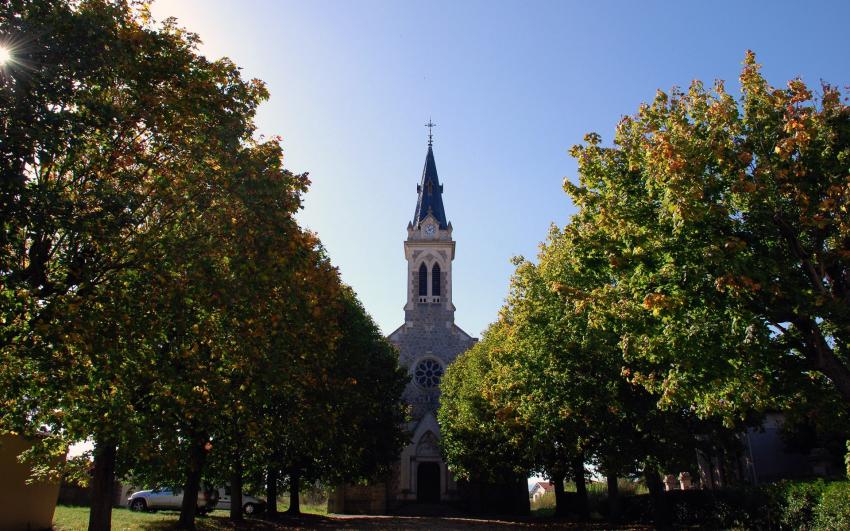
top-left (254, 514), bottom-right (650, 530)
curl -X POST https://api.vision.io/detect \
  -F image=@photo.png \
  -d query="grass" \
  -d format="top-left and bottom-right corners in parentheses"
top-left (530, 479), bottom-right (650, 518)
top-left (54, 506), bottom-right (190, 531)
top-left (53, 502), bottom-right (328, 531)
top-left (275, 502), bottom-right (328, 515)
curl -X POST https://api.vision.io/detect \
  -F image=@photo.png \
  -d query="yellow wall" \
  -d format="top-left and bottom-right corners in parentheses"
top-left (0, 433), bottom-right (62, 530)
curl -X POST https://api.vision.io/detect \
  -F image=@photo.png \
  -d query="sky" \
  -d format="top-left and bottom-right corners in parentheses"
top-left (149, 0), bottom-right (850, 338)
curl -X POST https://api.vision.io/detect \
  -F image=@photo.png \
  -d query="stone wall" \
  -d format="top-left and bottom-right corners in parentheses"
top-left (327, 482), bottom-right (388, 514)
top-left (390, 304), bottom-right (475, 421)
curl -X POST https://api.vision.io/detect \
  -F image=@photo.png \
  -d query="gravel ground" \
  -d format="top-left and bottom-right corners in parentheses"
top-left (260, 514), bottom-right (650, 530)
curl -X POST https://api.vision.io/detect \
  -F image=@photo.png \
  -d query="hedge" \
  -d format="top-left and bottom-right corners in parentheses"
top-left (613, 480), bottom-right (849, 529)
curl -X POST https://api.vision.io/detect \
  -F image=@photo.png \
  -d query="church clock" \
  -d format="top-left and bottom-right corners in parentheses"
top-left (424, 223), bottom-right (436, 237)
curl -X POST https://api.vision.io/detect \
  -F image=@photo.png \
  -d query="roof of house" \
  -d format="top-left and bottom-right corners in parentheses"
top-left (531, 481), bottom-right (554, 493)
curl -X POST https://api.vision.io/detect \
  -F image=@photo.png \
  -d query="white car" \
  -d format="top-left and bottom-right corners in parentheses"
top-left (127, 487), bottom-right (217, 513)
top-left (215, 486), bottom-right (266, 514)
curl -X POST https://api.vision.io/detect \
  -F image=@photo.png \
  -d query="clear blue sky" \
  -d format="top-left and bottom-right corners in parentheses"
top-left (151, 0), bottom-right (850, 337)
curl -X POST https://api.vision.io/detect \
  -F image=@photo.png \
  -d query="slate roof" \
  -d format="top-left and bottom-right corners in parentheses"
top-left (412, 145), bottom-right (448, 229)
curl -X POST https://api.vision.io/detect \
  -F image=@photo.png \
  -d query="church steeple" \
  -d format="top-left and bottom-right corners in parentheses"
top-left (413, 145), bottom-right (448, 229)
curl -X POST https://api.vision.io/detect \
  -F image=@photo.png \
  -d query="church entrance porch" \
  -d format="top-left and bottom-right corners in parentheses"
top-left (416, 462), bottom-right (440, 503)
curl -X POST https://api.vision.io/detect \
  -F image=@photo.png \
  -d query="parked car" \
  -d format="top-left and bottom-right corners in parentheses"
top-left (215, 486), bottom-right (266, 514)
top-left (127, 487), bottom-right (218, 513)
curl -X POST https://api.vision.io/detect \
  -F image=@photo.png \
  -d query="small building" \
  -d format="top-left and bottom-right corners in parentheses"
top-left (0, 433), bottom-right (63, 530)
top-left (529, 481), bottom-right (554, 503)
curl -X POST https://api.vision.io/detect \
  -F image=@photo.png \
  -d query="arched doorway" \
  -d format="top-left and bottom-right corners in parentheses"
top-left (417, 462), bottom-right (440, 502)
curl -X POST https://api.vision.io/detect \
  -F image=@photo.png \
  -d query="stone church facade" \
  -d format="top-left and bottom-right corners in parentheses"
top-left (386, 141), bottom-right (477, 506)
top-left (328, 139), bottom-right (528, 515)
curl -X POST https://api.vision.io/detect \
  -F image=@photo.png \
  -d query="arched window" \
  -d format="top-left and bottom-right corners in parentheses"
top-left (418, 263), bottom-right (428, 296)
top-left (431, 263), bottom-right (441, 297)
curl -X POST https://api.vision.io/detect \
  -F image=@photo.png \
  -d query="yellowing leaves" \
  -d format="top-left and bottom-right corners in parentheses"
top-left (714, 274), bottom-right (761, 295)
top-left (787, 79), bottom-right (813, 103)
top-left (642, 293), bottom-right (673, 316)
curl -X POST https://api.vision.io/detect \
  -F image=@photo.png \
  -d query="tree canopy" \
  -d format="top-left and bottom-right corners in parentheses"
top-left (440, 52), bottom-right (850, 522)
top-left (566, 51), bottom-right (850, 415)
top-left (0, 2), bottom-right (408, 529)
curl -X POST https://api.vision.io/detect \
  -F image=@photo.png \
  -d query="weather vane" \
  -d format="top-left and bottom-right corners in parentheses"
top-left (425, 118), bottom-right (436, 147)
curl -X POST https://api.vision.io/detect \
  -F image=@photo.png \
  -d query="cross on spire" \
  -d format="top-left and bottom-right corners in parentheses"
top-left (425, 119), bottom-right (436, 147)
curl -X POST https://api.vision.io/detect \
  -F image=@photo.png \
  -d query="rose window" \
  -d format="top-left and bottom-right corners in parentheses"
top-left (414, 359), bottom-right (443, 388)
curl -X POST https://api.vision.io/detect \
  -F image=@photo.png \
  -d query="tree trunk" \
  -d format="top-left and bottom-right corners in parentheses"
top-left (799, 317), bottom-right (850, 401)
top-left (88, 438), bottom-right (116, 531)
top-left (552, 473), bottom-right (567, 517)
top-left (286, 469), bottom-right (301, 515)
top-left (607, 474), bottom-right (620, 522)
top-left (267, 466), bottom-right (279, 516)
top-left (178, 440), bottom-right (207, 529)
top-left (572, 454), bottom-right (588, 520)
top-left (229, 453), bottom-right (243, 521)
top-left (771, 216), bottom-right (850, 401)
top-left (645, 465), bottom-right (669, 529)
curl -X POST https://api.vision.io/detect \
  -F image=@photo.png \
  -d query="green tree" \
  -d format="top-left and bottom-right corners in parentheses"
top-left (263, 282), bottom-right (408, 516)
top-left (318, 287), bottom-right (409, 490)
top-left (0, 1), bottom-right (311, 528)
top-left (440, 321), bottom-right (533, 486)
top-left (566, 51), bottom-right (850, 418)
top-left (442, 223), bottom-right (715, 522)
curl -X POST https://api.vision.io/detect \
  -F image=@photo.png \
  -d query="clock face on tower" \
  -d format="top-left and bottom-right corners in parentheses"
top-left (424, 223), bottom-right (436, 237)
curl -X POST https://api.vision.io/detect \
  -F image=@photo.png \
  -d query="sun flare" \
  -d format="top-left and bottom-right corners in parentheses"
top-left (0, 46), bottom-right (11, 65)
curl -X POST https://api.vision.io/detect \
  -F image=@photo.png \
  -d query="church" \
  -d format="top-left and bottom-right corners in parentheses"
top-left (386, 134), bottom-right (477, 506)
top-left (328, 131), bottom-right (529, 515)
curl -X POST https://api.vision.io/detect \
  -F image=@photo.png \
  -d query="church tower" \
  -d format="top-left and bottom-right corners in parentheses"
top-left (404, 142), bottom-right (455, 323)
top-left (386, 128), bottom-right (476, 507)
top-left (328, 127), bottom-right (529, 516)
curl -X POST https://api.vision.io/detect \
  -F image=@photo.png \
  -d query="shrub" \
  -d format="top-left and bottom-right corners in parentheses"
top-left (533, 479), bottom-right (850, 528)
top-left (813, 482), bottom-right (850, 530)
top-left (664, 488), bottom-right (774, 529)
top-left (776, 479), bottom-right (827, 530)
top-left (531, 490), bottom-right (556, 511)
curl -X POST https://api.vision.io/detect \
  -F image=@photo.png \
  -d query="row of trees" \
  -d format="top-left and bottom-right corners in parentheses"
top-left (0, 2), bottom-right (408, 530)
top-left (440, 52), bottom-right (850, 521)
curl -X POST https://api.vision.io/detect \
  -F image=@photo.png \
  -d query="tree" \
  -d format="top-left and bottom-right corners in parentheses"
top-left (318, 287), bottom-right (409, 489)
top-left (134, 139), bottom-right (311, 528)
top-left (0, 1), bottom-right (314, 529)
top-left (566, 51), bottom-right (850, 417)
top-left (262, 283), bottom-right (408, 516)
top-left (440, 321), bottom-right (533, 486)
top-left (441, 223), bottom-right (718, 522)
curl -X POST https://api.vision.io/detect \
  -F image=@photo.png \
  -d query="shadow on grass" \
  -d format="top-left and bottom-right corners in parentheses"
top-left (255, 512), bottom-right (651, 529)
top-left (55, 505), bottom-right (650, 530)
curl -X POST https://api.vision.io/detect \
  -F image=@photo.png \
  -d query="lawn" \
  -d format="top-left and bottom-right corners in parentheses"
top-left (54, 504), bottom-right (652, 530)
top-left (53, 503), bottom-right (328, 531)
top-left (54, 506), bottom-right (191, 531)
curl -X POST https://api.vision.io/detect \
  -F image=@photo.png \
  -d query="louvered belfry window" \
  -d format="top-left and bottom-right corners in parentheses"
top-left (431, 263), bottom-right (441, 297)
top-left (418, 263), bottom-right (428, 296)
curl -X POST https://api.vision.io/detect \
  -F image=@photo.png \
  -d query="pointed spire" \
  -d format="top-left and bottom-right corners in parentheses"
top-left (413, 143), bottom-right (448, 229)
